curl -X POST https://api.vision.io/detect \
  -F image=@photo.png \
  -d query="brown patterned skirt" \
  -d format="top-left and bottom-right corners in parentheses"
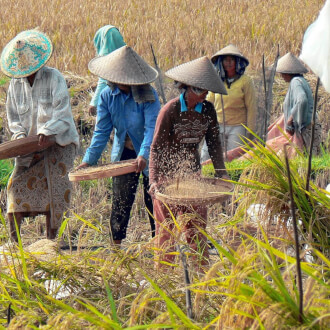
top-left (7, 143), bottom-right (76, 229)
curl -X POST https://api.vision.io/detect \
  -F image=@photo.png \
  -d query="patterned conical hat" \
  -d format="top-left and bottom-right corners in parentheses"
top-left (0, 30), bottom-right (53, 78)
top-left (165, 56), bottom-right (227, 94)
top-left (211, 44), bottom-right (249, 64)
top-left (276, 52), bottom-right (308, 74)
top-left (88, 45), bottom-right (158, 85)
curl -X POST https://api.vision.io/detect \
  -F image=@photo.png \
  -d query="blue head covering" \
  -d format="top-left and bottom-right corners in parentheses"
top-left (214, 55), bottom-right (249, 81)
top-left (93, 25), bottom-right (126, 56)
top-left (89, 25), bottom-right (127, 107)
top-left (211, 44), bottom-right (249, 81)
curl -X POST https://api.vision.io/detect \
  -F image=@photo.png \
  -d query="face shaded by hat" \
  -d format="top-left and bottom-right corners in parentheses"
top-left (276, 52), bottom-right (308, 74)
top-left (211, 44), bottom-right (249, 64)
top-left (211, 44), bottom-right (249, 79)
top-left (165, 56), bottom-right (227, 95)
top-left (0, 30), bottom-right (53, 78)
top-left (88, 45), bottom-right (158, 85)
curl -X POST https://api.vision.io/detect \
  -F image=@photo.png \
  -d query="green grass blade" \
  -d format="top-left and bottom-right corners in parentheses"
top-left (103, 278), bottom-right (120, 325)
top-left (73, 212), bottom-right (102, 233)
top-left (136, 268), bottom-right (199, 329)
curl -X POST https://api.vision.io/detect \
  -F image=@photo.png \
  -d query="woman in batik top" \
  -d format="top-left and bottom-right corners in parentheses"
top-left (1, 30), bottom-right (79, 241)
top-left (149, 56), bottom-right (229, 271)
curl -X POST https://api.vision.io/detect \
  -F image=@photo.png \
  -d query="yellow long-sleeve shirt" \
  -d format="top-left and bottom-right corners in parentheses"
top-left (206, 74), bottom-right (257, 131)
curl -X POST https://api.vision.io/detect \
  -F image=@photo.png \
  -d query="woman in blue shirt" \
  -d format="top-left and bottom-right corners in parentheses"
top-left (78, 46), bottom-right (160, 245)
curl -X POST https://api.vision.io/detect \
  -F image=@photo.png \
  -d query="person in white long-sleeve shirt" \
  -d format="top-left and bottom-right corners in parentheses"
top-left (6, 66), bottom-right (79, 148)
top-left (1, 29), bottom-right (79, 241)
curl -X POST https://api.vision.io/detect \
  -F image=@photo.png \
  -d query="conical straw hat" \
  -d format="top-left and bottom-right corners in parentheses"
top-left (0, 30), bottom-right (53, 78)
top-left (165, 56), bottom-right (227, 94)
top-left (276, 52), bottom-right (308, 74)
top-left (88, 45), bottom-right (158, 85)
top-left (211, 44), bottom-right (249, 64)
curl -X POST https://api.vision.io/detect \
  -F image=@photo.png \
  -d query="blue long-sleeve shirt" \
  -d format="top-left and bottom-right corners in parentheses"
top-left (83, 85), bottom-right (160, 176)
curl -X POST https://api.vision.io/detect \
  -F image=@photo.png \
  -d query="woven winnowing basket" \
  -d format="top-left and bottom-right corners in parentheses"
top-left (155, 177), bottom-right (233, 206)
top-left (0, 135), bottom-right (55, 160)
top-left (68, 159), bottom-right (138, 182)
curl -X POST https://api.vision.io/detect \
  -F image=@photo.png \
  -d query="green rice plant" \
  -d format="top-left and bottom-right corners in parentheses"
top-left (202, 158), bottom-right (251, 182)
top-left (229, 130), bottom-right (330, 255)
top-left (0, 77), bottom-right (9, 86)
top-left (191, 227), bottom-right (329, 329)
top-left (0, 135), bottom-right (328, 329)
top-left (0, 159), bottom-right (13, 189)
top-left (0, 205), bottom-right (329, 328)
top-left (0, 210), bottom-right (189, 327)
top-left (203, 151), bottom-right (329, 184)
top-left (194, 132), bottom-right (330, 327)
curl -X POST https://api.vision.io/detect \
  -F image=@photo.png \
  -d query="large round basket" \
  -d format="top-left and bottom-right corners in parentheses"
top-left (155, 177), bottom-right (234, 206)
top-left (0, 135), bottom-right (56, 160)
top-left (69, 159), bottom-right (138, 182)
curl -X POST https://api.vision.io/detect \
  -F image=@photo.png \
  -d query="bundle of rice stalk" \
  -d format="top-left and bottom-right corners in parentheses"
top-left (232, 131), bottom-right (330, 253)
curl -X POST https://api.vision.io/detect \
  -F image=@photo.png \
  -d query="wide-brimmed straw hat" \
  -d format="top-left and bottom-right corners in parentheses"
top-left (165, 56), bottom-right (227, 94)
top-left (0, 30), bottom-right (53, 78)
top-left (88, 45), bottom-right (158, 85)
top-left (276, 52), bottom-right (308, 74)
top-left (211, 44), bottom-right (249, 65)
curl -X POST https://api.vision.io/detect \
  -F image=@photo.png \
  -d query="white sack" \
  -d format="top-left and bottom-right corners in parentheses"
top-left (300, 0), bottom-right (330, 92)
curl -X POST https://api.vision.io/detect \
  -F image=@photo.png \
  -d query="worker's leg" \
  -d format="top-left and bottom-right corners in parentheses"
top-left (153, 199), bottom-right (177, 267)
top-left (110, 171), bottom-right (140, 245)
top-left (8, 212), bottom-right (24, 242)
top-left (142, 173), bottom-right (155, 237)
top-left (45, 211), bottom-right (58, 239)
top-left (183, 205), bottom-right (209, 269)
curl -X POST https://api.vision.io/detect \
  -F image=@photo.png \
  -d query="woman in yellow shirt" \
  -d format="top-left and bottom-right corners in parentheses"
top-left (201, 44), bottom-right (257, 161)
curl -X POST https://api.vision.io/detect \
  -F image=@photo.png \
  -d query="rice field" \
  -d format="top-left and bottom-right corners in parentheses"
top-left (0, 0), bottom-right (326, 75)
top-left (0, 0), bottom-right (329, 328)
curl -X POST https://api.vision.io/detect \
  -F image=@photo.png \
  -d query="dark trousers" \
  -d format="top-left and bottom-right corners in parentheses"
top-left (110, 148), bottom-right (155, 241)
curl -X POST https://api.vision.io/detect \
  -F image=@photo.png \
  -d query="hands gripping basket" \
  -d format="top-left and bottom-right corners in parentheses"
top-left (0, 135), bottom-right (56, 160)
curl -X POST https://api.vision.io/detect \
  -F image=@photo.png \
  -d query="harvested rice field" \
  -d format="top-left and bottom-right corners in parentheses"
top-left (0, 0), bottom-right (329, 329)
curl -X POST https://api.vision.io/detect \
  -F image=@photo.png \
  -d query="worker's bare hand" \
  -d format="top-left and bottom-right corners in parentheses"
top-left (76, 162), bottom-right (90, 170)
top-left (201, 158), bottom-right (212, 166)
top-left (286, 116), bottom-right (295, 136)
top-left (287, 116), bottom-right (294, 126)
top-left (285, 126), bottom-right (295, 136)
top-left (38, 134), bottom-right (51, 148)
top-left (148, 182), bottom-right (159, 197)
top-left (136, 156), bottom-right (147, 173)
top-left (88, 105), bottom-right (97, 116)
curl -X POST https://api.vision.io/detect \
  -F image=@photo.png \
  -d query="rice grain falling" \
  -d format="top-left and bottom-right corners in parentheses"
top-left (163, 179), bottom-right (231, 199)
